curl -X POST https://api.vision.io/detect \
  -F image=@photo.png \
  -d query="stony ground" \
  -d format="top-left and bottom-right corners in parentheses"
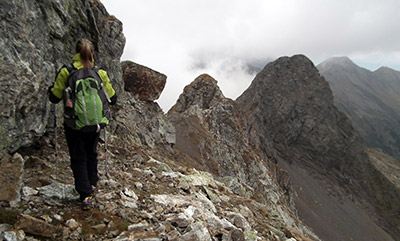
top-left (0, 129), bottom-right (317, 241)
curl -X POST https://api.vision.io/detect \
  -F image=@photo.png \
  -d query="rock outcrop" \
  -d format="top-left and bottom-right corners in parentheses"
top-left (0, 0), bottom-right (125, 157)
top-left (237, 55), bottom-right (400, 240)
top-left (168, 74), bottom-right (286, 194)
top-left (111, 92), bottom-right (176, 149)
top-left (168, 74), bottom-right (316, 238)
top-left (121, 61), bottom-right (167, 101)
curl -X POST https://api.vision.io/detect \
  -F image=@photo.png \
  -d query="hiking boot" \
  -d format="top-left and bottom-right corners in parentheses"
top-left (91, 185), bottom-right (97, 195)
top-left (81, 196), bottom-right (94, 210)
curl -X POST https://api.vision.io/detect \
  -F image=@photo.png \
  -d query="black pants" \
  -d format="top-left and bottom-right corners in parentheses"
top-left (64, 126), bottom-right (100, 201)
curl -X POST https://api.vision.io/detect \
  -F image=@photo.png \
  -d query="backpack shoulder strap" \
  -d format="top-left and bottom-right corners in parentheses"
top-left (64, 64), bottom-right (78, 90)
top-left (90, 66), bottom-right (104, 86)
top-left (91, 66), bottom-right (111, 103)
top-left (63, 63), bottom-right (77, 74)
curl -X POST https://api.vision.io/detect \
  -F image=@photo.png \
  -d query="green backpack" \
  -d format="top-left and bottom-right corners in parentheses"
top-left (63, 64), bottom-right (111, 132)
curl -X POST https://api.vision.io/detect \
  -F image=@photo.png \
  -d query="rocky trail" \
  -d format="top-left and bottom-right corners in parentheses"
top-left (0, 127), bottom-right (315, 241)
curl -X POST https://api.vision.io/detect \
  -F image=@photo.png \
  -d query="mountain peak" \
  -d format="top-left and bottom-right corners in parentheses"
top-left (168, 74), bottom-right (225, 114)
top-left (318, 56), bottom-right (359, 70)
top-left (374, 66), bottom-right (400, 75)
top-left (238, 54), bottom-right (364, 173)
top-left (187, 74), bottom-right (219, 90)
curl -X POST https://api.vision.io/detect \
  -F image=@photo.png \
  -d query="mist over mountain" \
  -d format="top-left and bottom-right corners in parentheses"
top-left (318, 57), bottom-right (400, 162)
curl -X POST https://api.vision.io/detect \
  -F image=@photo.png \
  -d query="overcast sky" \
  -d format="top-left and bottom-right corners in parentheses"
top-left (101, 0), bottom-right (400, 111)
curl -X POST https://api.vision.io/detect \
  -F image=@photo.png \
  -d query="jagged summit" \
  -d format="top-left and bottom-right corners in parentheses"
top-left (168, 74), bottom-right (225, 114)
top-left (238, 54), bottom-right (364, 173)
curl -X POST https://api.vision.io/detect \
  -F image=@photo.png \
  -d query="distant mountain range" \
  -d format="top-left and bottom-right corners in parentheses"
top-left (317, 57), bottom-right (400, 162)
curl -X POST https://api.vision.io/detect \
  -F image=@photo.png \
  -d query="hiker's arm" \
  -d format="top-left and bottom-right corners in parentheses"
top-left (49, 67), bottom-right (69, 103)
top-left (99, 70), bottom-right (117, 105)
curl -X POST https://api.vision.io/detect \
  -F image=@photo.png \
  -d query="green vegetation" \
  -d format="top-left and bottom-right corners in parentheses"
top-left (0, 207), bottom-right (20, 225)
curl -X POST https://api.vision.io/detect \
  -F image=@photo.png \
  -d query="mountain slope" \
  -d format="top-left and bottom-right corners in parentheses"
top-left (237, 55), bottom-right (399, 241)
top-left (318, 57), bottom-right (400, 161)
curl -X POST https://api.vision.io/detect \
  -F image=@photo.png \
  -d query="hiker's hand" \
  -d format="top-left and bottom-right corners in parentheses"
top-left (47, 83), bottom-right (54, 94)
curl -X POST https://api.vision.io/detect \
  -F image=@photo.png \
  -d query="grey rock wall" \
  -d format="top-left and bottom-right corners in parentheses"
top-left (0, 0), bottom-right (125, 157)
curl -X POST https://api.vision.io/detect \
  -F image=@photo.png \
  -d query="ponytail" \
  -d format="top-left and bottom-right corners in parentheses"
top-left (75, 39), bottom-right (94, 69)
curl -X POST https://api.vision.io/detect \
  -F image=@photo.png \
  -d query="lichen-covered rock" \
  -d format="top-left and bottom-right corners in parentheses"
top-left (0, 0), bottom-right (125, 156)
top-left (37, 182), bottom-right (79, 200)
top-left (121, 61), bottom-right (167, 101)
top-left (1, 229), bottom-right (25, 241)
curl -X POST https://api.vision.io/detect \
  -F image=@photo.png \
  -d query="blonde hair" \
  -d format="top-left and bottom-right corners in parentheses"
top-left (75, 39), bottom-right (94, 69)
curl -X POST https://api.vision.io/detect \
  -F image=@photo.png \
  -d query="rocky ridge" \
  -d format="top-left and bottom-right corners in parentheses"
top-left (167, 74), bottom-right (312, 235)
top-left (237, 55), bottom-right (399, 240)
top-left (0, 0), bottom-right (317, 240)
top-left (1, 0), bottom-right (399, 240)
top-left (237, 55), bottom-right (367, 176)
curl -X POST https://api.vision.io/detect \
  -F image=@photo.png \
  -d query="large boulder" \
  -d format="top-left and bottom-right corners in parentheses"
top-left (0, 0), bottom-right (125, 157)
top-left (121, 61), bottom-right (167, 101)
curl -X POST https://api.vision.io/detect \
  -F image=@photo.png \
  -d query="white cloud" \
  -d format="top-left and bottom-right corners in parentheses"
top-left (101, 0), bottom-right (400, 111)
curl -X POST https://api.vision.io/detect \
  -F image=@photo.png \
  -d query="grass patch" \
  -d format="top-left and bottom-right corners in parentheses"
top-left (0, 207), bottom-right (20, 225)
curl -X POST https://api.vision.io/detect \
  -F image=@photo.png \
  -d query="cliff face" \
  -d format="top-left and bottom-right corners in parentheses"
top-left (237, 55), bottom-right (399, 241)
top-left (0, 0), bottom-right (125, 157)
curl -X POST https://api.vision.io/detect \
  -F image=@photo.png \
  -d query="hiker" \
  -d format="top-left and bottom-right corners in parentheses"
top-left (48, 38), bottom-right (117, 209)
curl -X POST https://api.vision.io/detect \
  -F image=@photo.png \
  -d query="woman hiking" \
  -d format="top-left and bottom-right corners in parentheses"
top-left (48, 38), bottom-right (117, 209)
